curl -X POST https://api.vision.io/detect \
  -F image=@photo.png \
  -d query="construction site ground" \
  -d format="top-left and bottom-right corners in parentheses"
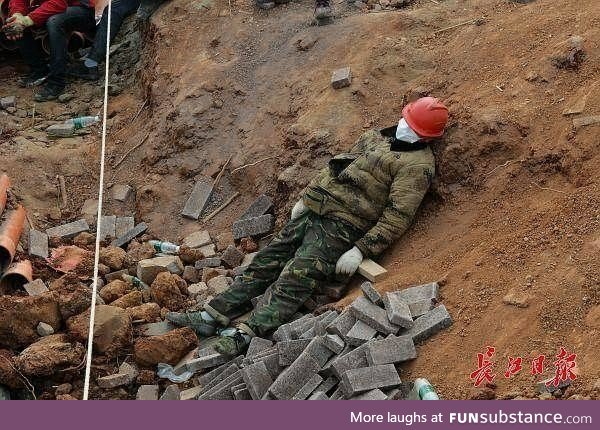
top-left (3, 0), bottom-right (600, 399)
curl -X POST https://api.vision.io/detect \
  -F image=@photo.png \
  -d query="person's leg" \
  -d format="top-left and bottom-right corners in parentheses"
top-left (167, 212), bottom-right (309, 333)
top-left (87, 0), bottom-right (141, 64)
top-left (244, 216), bottom-right (362, 337)
top-left (36, 7), bottom-right (96, 100)
top-left (15, 30), bottom-right (49, 87)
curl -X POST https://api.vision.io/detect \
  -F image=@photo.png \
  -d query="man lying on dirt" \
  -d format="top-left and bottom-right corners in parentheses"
top-left (255, 0), bottom-right (332, 21)
top-left (67, 0), bottom-right (141, 81)
top-left (3, 0), bottom-right (97, 101)
top-left (168, 96), bottom-right (449, 356)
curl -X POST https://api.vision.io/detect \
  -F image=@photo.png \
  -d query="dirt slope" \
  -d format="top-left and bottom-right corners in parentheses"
top-left (105, 0), bottom-right (600, 399)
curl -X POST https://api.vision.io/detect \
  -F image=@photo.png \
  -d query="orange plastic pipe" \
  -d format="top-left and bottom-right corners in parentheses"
top-left (0, 205), bottom-right (26, 271)
top-left (0, 259), bottom-right (33, 291)
top-left (0, 174), bottom-right (10, 216)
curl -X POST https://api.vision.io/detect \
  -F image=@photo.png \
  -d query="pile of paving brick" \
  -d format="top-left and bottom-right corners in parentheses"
top-left (162, 281), bottom-right (452, 401)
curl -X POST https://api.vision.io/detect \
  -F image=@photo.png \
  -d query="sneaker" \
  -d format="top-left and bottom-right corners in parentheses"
top-left (315, 0), bottom-right (332, 20)
top-left (17, 70), bottom-right (48, 88)
top-left (166, 310), bottom-right (219, 337)
top-left (33, 83), bottom-right (65, 102)
top-left (214, 328), bottom-right (251, 356)
top-left (256, 0), bottom-right (276, 9)
top-left (67, 62), bottom-right (99, 81)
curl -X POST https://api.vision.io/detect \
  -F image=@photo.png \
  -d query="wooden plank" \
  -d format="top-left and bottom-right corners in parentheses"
top-left (357, 259), bottom-right (387, 282)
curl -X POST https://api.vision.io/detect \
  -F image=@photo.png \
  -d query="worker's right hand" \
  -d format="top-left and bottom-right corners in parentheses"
top-left (290, 199), bottom-right (308, 220)
top-left (2, 14), bottom-right (30, 40)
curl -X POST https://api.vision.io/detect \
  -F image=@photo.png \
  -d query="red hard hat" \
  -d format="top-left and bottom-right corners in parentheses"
top-left (402, 97), bottom-right (449, 138)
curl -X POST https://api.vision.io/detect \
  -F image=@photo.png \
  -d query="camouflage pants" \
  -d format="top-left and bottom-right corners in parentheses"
top-left (207, 211), bottom-right (363, 337)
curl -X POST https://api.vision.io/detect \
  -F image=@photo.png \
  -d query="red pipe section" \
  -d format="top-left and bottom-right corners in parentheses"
top-left (0, 205), bottom-right (26, 272)
top-left (0, 174), bottom-right (9, 215)
top-left (0, 259), bottom-right (33, 291)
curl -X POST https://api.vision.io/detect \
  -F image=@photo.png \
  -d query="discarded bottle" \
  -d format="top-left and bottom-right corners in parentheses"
top-left (65, 115), bottom-right (100, 129)
top-left (149, 240), bottom-right (180, 255)
top-left (412, 378), bottom-right (439, 400)
top-left (121, 274), bottom-right (150, 291)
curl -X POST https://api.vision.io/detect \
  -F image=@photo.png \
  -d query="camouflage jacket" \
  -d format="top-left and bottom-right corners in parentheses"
top-left (302, 127), bottom-right (435, 258)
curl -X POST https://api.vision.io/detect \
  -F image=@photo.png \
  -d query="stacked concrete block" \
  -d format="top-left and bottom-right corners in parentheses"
top-left (345, 320), bottom-right (377, 346)
top-left (340, 364), bottom-right (401, 397)
top-left (361, 281), bottom-right (383, 305)
top-left (241, 361), bottom-right (273, 399)
top-left (382, 292), bottom-right (414, 328)
top-left (405, 304), bottom-right (452, 342)
top-left (365, 335), bottom-right (417, 365)
top-left (349, 297), bottom-right (400, 335)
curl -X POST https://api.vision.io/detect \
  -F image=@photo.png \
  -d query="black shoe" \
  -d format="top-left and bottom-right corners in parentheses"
top-left (34, 83), bottom-right (65, 102)
top-left (256, 0), bottom-right (275, 9)
top-left (17, 70), bottom-right (48, 88)
top-left (67, 62), bottom-right (99, 81)
top-left (315, 0), bottom-right (332, 19)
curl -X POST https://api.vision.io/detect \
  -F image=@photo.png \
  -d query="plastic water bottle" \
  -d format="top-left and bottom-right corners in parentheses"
top-left (65, 115), bottom-right (100, 129)
top-left (412, 378), bottom-right (439, 400)
top-left (149, 240), bottom-right (180, 254)
top-left (121, 274), bottom-right (150, 291)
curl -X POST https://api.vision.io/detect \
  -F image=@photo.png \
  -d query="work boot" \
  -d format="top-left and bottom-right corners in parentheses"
top-left (214, 327), bottom-right (252, 357)
top-left (256, 0), bottom-right (276, 10)
top-left (67, 61), bottom-right (100, 81)
top-left (314, 0), bottom-right (332, 20)
top-left (17, 70), bottom-right (48, 88)
top-left (166, 310), bottom-right (219, 337)
top-left (33, 83), bottom-right (65, 102)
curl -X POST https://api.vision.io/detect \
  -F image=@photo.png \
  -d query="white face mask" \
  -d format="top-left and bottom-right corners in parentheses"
top-left (395, 118), bottom-right (421, 143)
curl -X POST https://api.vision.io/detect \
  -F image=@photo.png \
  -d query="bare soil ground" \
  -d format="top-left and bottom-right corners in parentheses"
top-left (26, 0), bottom-right (600, 399)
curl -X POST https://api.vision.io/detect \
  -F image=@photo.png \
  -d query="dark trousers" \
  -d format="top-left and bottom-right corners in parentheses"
top-left (16, 30), bottom-right (48, 74)
top-left (88, 0), bottom-right (141, 63)
top-left (45, 6), bottom-right (96, 87)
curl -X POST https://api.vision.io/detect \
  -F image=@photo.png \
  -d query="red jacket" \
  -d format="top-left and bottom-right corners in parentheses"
top-left (9, 0), bottom-right (95, 27)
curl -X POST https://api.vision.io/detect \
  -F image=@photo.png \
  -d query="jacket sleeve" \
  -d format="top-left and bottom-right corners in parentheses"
top-left (354, 162), bottom-right (433, 258)
top-left (27, 0), bottom-right (69, 26)
top-left (8, 0), bottom-right (30, 17)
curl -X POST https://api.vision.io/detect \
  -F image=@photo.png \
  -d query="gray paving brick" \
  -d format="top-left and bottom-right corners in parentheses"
top-left (405, 304), bottom-right (452, 342)
top-left (232, 214), bottom-right (274, 240)
top-left (331, 66), bottom-right (352, 89)
top-left (345, 320), bottom-right (377, 346)
top-left (181, 178), bottom-right (213, 220)
top-left (195, 257), bottom-right (222, 269)
top-left (408, 298), bottom-right (435, 318)
top-left (361, 281), bottom-right (383, 305)
top-left (115, 216), bottom-right (135, 238)
top-left (183, 350), bottom-right (228, 372)
top-left (308, 391), bottom-right (329, 400)
top-left (292, 374), bottom-right (323, 400)
top-left (28, 230), bottom-right (48, 258)
top-left (269, 353), bottom-right (321, 400)
top-left (326, 310), bottom-right (356, 339)
top-left (340, 364), bottom-right (401, 398)
top-left (272, 323), bottom-right (293, 342)
top-left (23, 279), bottom-right (48, 296)
top-left (233, 387), bottom-right (252, 400)
top-left (98, 215), bottom-right (116, 239)
top-left (110, 222), bottom-right (148, 247)
top-left (198, 370), bottom-right (243, 400)
top-left (180, 385), bottom-right (203, 400)
top-left (303, 337), bottom-right (334, 366)
top-left (277, 339), bottom-right (311, 366)
top-left (246, 337), bottom-right (273, 358)
top-left (329, 386), bottom-right (344, 399)
top-left (182, 230), bottom-right (211, 248)
top-left (315, 375), bottom-right (339, 395)
top-left (241, 361), bottom-right (273, 399)
top-left (350, 389), bottom-right (387, 400)
top-left (366, 335), bottom-right (417, 366)
top-left (159, 384), bottom-right (181, 400)
top-left (382, 292), bottom-right (414, 328)
top-left (397, 282), bottom-right (439, 303)
top-left (330, 343), bottom-right (370, 379)
top-left (349, 296), bottom-right (400, 335)
top-left (239, 194), bottom-right (273, 220)
top-left (198, 362), bottom-right (240, 392)
top-left (323, 334), bottom-right (345, 354)
top-left (46, 219), bottom-right (89, 239)
top-left (257, 352), bottom-right (285, 380)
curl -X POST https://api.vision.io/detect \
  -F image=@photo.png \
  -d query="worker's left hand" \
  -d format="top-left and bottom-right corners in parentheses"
top-left (335, 246), bottom-right (363, 276)
top-left (2, 14), bottom-right (33, 40)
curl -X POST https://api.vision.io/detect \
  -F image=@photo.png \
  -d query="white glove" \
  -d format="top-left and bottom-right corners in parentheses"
top-left (291, 199), bottom-right (308, 220)
top-left (335, 246), bottom-right (363, 276)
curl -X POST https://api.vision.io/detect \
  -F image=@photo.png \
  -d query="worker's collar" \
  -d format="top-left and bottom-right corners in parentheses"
top-left (380, 126), bottom-right (429, 152)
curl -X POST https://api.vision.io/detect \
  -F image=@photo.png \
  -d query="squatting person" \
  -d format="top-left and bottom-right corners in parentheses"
top-left (168, 96), bottom-right (450, 356)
